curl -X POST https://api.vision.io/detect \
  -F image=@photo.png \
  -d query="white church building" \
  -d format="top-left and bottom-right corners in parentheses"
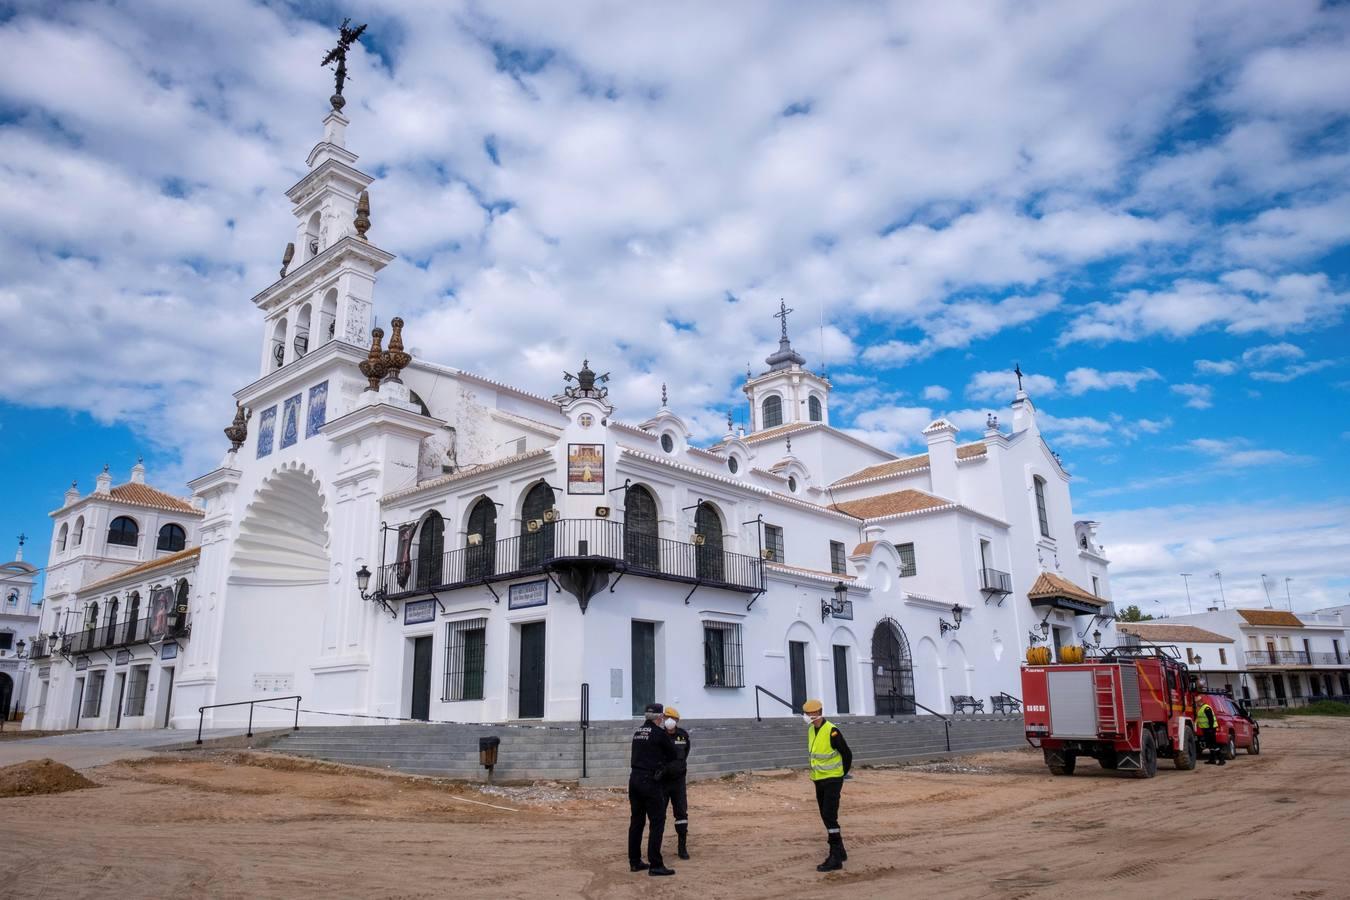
top-left (24, 100), bottom-right (1117, 732)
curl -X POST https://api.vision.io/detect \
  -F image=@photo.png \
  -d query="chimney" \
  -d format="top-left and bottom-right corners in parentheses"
top-left (130, 456), bottom-right (146, 484)
top-left (922, 418), bottom-right (959, 500)
top-left (95, 464), bottom-right (112, 495)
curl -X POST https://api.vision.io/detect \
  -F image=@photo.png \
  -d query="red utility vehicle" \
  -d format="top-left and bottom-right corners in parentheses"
top-left (1197, 690), bottom-right (1261, 759)
top-left (1021, 645), bottom-right (1199, 778)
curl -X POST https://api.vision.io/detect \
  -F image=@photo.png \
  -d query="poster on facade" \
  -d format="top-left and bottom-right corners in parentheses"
top-left (280, 393), bottom-right (302, 449)
top-left (396, 523), bottom-right (416, 588)
top-left (306, 380), bottom-right (329, 438)
top-left (567, 443), bottom-right (604, 494)
top-left (404, 599), bottom-right (436, 625)
top-left (148, 586), bottom-right (175, 640)
top-left (508, 579), bottom-right (548, 609)
top-left (256, 405), bottom-right (277, 458)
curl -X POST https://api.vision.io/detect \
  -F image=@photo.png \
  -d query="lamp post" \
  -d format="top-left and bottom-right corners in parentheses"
top-left (1212, 571), bottom-right (1227, 609)
top-left (1180, 573), bottom-right (1193, 614)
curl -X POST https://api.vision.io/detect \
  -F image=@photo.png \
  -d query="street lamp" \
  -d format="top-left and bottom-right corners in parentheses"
top-left (355, 565), bottom-right (395, 617)
top-left (939, 603), bottom-right (963, 637)
top-left (1028, 617), bottom-right (1051, 646)
top-left (356, 564), bottom-right (372, 594)
top-left (820, 582), bottom-right (849, 622)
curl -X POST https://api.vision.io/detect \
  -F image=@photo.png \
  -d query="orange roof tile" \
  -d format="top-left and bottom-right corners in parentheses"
top-left (1027, 571), bottom-right (1106, 607)
top-left (831, 442), bottom-right (987, 487)
top-left (764, 561), bottom-right (856, 582)
top-left (1237, 609), bottom-right (1304, 628)
top-left (78, 546), bottom-right (201, 594)
top-left (741, 422), bottom-right (817, 445)
top-left (851, 541), bottom-right (877, 557)
top-left (828, 489), bottom-right (951, 520)
top-left (1118, 623), bottom-right (1234, 644)
top-left (108, 483), bottom-right (200, 514)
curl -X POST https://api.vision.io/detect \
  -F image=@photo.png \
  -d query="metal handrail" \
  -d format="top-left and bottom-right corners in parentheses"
top-left (196, 695), bottom-right (301, 744)
top-left (754, 684), bottom-right (797, 721)
top-left (913, 700), bottom-right (951, 751)
top-left (580, 682), bottom-right (590, 779)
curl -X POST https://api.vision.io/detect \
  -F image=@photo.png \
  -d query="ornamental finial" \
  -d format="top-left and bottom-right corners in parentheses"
top-left (359, 327), bottom-right (387, 391)
top-left (321, 18), bottom-right (367, 112)
top-left (354, 190), bottom-right (371, 240)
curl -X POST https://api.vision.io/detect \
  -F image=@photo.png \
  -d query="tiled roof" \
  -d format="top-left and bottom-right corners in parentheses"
top-left (741, 422), bottom-right (817, 445)
top-left (828, 488), bottom-right (951, 520)
top-left (1027, 571), bottom-right (1107, 607)
top-left (78, 547), bottom-right (201, 594)
top-left (831, 442), bottom-right (986, 487)
top-left (384, 448), bottom-right (554, 502)
top-left (106, 483), bottom-right (201, 514)
top-left (851, 541), bottom-right (877, 557)
top-left (764, 561), bottom-right (859, 585)
top-left (1237, 609), bottom-right (1304, 628)
top-left (1118, 623), bottom-right (1234, 644)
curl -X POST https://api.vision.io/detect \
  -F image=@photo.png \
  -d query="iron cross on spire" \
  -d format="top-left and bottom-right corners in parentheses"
top-left (321, 17), bottom-right (368, 112)
top-left (1014, 362), bottom-right (1024, 391)
top-left (773, 299), bottom-right (794, 340)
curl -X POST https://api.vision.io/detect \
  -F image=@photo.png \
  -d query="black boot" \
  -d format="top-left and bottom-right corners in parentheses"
top-left (838, 836), bottom-right (848, 862)
top-left (816, 838), bottom-right (843, 872)
top-left (676, 827), bottom-right (689, 860)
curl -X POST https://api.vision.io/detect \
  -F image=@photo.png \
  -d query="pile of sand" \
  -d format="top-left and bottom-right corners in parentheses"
top-left (0, 759), bottom-right (99, 798)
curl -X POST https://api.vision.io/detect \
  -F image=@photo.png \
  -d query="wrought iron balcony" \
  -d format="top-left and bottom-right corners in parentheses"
top-left (979, 567), bottom-right (1012, 595)
top-left (26, 636), bottom-right (53, 660)
top-left (61, 615), bottom-right (189, 656)
top-left (378, 518), bottom-right (764, 599)
top-left (1244, 649), bottom-right (1311, 667)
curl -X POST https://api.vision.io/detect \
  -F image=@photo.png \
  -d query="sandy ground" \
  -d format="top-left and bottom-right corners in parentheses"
top-left (1, 718), bottom-right (1346, 900)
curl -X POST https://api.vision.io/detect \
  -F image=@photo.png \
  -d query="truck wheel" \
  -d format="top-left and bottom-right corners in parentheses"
top-left (1135, 731), bottom-right (1158, 779)
top-left (1224, 734), bottom-right (1237, 761)
top-left (1174, 727), bottom-right (1198, 771)
top-left (1247, 732), bottom-right (1261, 755)
top-left (1045, 749), bottom-right (1076, 776)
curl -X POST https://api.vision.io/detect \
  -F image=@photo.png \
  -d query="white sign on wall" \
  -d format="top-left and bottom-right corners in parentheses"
top-left (252, 672), bottom-right (295, 693)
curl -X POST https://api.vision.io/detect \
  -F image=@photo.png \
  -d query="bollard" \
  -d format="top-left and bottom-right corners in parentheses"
top-left (479, 735), bottom-right (501, 783)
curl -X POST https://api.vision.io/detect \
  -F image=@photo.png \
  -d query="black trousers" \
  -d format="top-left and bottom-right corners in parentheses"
top-left (666, 778), bottom-right (688, 832)
top-left (813, 777), bottom-right (843, 836)
top-left (1202, 727), bottom-right (1223, 762)
top-left (628, 773), bottom-right (667, 866)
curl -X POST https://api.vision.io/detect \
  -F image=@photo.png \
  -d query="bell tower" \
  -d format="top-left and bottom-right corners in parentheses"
top-left (742, 301), bottom-right (832, 432)
top-left (250, 20), bottom-right (392, 377)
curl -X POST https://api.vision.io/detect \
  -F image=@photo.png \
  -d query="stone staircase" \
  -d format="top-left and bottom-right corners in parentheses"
top-left (256, 714), bottom-right (1025, 785)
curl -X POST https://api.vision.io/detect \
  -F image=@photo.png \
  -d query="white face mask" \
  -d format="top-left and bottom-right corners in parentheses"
top-left (664, 719), bottom-right (677, 731)
top-left (802, 714), bottom-right (813, 725)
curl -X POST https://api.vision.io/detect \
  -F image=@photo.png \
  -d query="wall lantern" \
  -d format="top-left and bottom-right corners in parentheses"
top-left (355, 564), bottom-right (396, 618)
top-left (820, 581), bottom-right (849, 622)
top-left (939, 603), bottom-right (963, 637)
top-left (1028, 617), bottom-right (1051, 646)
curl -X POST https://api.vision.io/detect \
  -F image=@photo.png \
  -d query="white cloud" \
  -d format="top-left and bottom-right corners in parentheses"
top-left (1185, 437), bottom-right (1310, 468)
top-left (965, 369), bottom-right (1058, 402)
top-left (1194, 359), bottom-right (1238, 376)
top-left (1170, 383), bottom-right (1213, 409)
top-left (1241, 341), bottom-right (1304, 366)
top-left (1249, 359), bottom-right (1337, 383)
top-left (921, 385), bottom-right (950, 402)
top-left (844, 405), bottom-right (935, 452)
top-left (1063, 367), bottom-right (1161, 395)
top-left (861, 293), bottom-right (1061, 367)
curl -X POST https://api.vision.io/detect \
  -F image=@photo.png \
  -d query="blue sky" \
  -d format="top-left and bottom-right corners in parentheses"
top-left (1, 1), bottom-right (1347, 613)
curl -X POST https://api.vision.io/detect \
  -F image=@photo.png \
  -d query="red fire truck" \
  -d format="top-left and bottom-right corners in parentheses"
top-left (1021, 645), bottom-right (1199, 778)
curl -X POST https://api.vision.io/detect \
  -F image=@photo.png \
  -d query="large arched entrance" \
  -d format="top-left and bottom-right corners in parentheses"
top-left (872, 618), bottom-right (916, 715)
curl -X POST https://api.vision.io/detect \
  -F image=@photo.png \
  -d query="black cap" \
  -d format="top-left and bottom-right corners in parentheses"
top-left (644, 702), bottom-right (664, 714)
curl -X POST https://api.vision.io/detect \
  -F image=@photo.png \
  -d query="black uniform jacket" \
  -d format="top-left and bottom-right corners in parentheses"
top-left (666, 726), bottom-right (692, 780)
top-left (631, 721), bottom-right (677, 777)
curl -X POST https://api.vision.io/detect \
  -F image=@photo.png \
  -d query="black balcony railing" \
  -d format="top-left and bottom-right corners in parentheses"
top-left (379, 518), bottom-right (764, 598)
top-left (26, 637), bottom-right (52, 660)
top-left (1245, 649), bottom-right (1311, 667)
top-left (61, 615), bottom-right (188, 656)
top-left (1311, 652), bottom-right (1347, 666)
top-left (978, 567), bottom-right (1012, 595)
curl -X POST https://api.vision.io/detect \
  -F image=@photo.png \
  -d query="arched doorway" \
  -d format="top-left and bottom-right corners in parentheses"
top-left (520, 482), bottom-right (555, 569)
top-left (624, 485), bottom-right (659, 570)
top-left (465, 497), bottom-right (498, 581)
top-left (416, 511), bottom-right (444, 588)
top-left (872, 618), bottom-right (916, 715)
top-left (0, 672), bottom-right (12, 721)
top-left (694, 503), bottom-right (724, 582)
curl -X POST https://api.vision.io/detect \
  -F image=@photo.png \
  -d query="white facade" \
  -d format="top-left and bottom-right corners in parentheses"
top-left (25, 105), bottom-right (1120, 732)
top-left (1, 540), bottom-right (40, 721)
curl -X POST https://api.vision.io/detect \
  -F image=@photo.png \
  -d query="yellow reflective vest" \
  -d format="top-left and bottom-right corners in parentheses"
top-left (1196, 703), bottom-right (1216, 730)
top-left (808, 720), bottom-right (845, 781)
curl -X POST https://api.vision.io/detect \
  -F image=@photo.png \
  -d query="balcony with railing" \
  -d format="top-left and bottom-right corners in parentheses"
top-left (1244, 649), bottom-right (1311, 667)
top-left (26, 636), bottom-right (53, 660)
top-left (978, 567), bottom-right (1012, 597)
top-left (378, 518), bottom-right (764, 599)
top-left (61, 614), bottom-right (189, 657)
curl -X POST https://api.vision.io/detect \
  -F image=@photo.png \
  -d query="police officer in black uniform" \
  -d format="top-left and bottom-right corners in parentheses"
top-left (661, 706), bottom-right (693, 860)
top-left (629, 701), bottom-right (678, 876)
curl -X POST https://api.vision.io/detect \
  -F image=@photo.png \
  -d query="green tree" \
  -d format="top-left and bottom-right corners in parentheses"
top-left (1116, 604), bottom-right (1154, 622)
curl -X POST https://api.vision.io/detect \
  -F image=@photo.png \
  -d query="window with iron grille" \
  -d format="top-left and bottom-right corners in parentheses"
top-left (1034, 476), bottom-right (1051, 538)
top-left (897, 542), bottom-right (917, 577)
top-left (1218, 648), bottom-right (1227, 665)
top-left (444, 618), bottom-right (488, 701)
top-left (763, 524), bottom-right (784, 563)
top-left (125, 666), bottom-right (150, 716)
top-left (703, 621), bottom-right (744, 688)
top-left (82, 670), bottom-right (105, 718)
top-left (829, 541), bottom-right (846, 575)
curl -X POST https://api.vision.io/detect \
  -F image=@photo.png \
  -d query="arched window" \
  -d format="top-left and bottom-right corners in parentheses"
top-left (157, 523), bottom-right (186, 552)
top-left (808, 395), bottom-right (823, 422)
top-left (319, 288), bottom-right (338, 344)
top-left (107, 516), bottom-right (139, 547)
top-left (305, 210), bottom-right (321, 259)
top-left (58, 523), bottom-right (69, 552)
top-left (761, 395), bottom-right (783, 429)
top-left (624, 485), bottom-right (660, 570)
top-left (1033, 476), bottom-right (1051, 538)
top-left (694, 503), bottom-right (725, 582)
top-left (872, 618), bottom-right (916, 715)
top-left (294, 303), bottom-right (313, 359)
top-left (465, 497), bottom-right (498, 582)
top-left (520, 482), bottom-right (556, 569)
top-left (85, 601), bottom-right (99, 631)
top-left (416, 511), bottom-right (445, 588)
top-left (127, 591), bottom-right (141, 631)
top-left (271, 318), bottom-right (287, 370)
top-left (103, 597), bottom-right (119, 646)
top-left (74, 517), bottom-right (85, 546)
top-left (176, 579), bottom-right (190, 613)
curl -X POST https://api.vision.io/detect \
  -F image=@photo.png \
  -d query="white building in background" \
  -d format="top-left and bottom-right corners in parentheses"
top-left (1117, 622), bottom-right (1242, 695)
top-left (1, 539), bottom-right (41, 722)
top-left (24, 98), bottom-right (1119, 732)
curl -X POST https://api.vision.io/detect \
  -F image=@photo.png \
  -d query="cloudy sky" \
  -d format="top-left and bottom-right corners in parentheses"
top-left (1, 1), bottom-right (1347, 614)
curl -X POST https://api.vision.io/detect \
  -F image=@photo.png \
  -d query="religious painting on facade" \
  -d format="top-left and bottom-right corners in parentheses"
top-left (306, 380), bottom-right (329, 438)
top-left (395, 522), bottom-right (416, 588)
top-left (281, 394), bottom-right (302, 449)
top-left (148, 586), bottom-right (175, 640)
top-left (256, 406), bottom-right (277, 458)
top-left (567, 443), bottom-right (605, 494)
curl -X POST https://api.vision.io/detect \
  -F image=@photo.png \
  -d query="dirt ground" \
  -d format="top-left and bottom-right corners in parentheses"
top-left (1, 718), bottom-right (1346, 900)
